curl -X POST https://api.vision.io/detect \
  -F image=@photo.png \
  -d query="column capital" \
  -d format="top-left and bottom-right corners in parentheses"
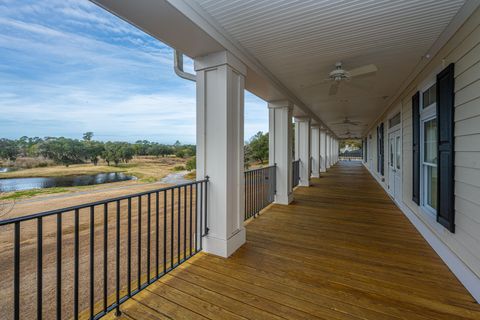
top-left (195, 50), bottom-right (247, 76)
top-left (268, 100), bottom-right (293, 110)
top-left (294, 116), bottom-right (311, 123)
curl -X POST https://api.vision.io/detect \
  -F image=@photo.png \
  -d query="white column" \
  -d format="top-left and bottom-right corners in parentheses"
top-left (320, 129), bottom-right (327, 172)
top-left (268, 101), bottom-right (293, 205)
top-left (326, 133), bottom-right (331, 169)
top-left (294, 117), bottom-right (311, 187)
top-left (335, 139), bottom-right (339, 163)
top-left (333, 139), bottom-right (337, 164)
top-left (310, 126), bottom-right (320, 178)
top-left (195, 51), bottom-right (246, 257)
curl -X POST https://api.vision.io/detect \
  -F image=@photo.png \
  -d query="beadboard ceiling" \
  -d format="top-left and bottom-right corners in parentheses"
top-left (93, 0), bottom-right (471, 138)
top-left (191, 0), bottom-right (466, 137)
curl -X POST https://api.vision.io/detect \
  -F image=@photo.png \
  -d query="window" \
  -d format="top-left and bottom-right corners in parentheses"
top-left (389, 113), bottom-right (401, 128)
top-left (422, 84), bottom-right (436, 109)
top-left (420, 82), bottom-right (437, 214)
top-left (423, 118), bottom-right (437, 211)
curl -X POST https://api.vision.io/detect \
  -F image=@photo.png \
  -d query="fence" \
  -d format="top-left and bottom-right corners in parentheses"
top-left (244, 165), bottom-right (276, 220)
top-left (0, 179), bottom-right (208, 320)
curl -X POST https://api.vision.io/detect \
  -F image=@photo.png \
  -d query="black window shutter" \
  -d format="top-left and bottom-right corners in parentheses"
top-left (376, 126), bottom-right (380, 172)
top-left (436, 63), bottom-right (455, 233)
top-left (380, 122), bottom-right (384, 175)
top-left (412, 92), bottom-right (420, 205)
top-left (364, 138), bottom-right (368, 162)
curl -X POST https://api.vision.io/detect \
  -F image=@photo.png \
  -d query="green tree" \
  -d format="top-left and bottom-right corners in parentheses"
top-left (84, 140), bottom-right (104, 165)
top-left (247, 131), bottom-right (269, 164)
top-left (186, 156), bottom-right (196, 171)
top-left (39, 137), bottom-right (85, 167)
top-left (0, 139), bottom-right (19, 161)
top-left (83, 132), bottom-right (94, 141)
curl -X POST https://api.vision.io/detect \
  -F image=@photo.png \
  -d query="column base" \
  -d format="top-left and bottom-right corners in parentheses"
top-left (203, 228), bottom-right (246, 258)
top-left (299, 181), bottom-right (310, 187)
top-left (320, 168), bottom-right (326, 173)
top-left (275, 192), bottom-right (293, 205)
top-left (311, 173), bottom-right (320, 178)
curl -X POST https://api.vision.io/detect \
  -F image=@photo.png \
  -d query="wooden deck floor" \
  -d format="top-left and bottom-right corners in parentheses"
top-left (105, 161), bottom-right (480, 320)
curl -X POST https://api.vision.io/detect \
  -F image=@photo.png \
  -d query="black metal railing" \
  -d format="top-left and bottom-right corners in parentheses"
top-left (244, 165), bottom-right (276, 220)
top-left (292, 159), bottom-right (300, 187)
top-left (0, 179), bottom-right (208, 320)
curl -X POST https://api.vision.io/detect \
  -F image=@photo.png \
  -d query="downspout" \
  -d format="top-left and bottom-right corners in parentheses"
top-left (174, 50), bottom-right (196, 82)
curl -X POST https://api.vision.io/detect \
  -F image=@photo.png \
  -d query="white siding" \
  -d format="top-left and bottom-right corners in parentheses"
top-left (365, 8), bottom-right (480, 283)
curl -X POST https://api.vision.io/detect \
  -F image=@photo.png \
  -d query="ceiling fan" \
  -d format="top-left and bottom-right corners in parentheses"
top-left (326, 62), bottom-right (377, 95)
top-left (331, 117), bottom-right (362, 126)
top-left (301, 62), bottom-right (377, 95)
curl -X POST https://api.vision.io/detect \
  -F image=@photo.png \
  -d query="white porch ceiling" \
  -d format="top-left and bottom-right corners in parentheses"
top-left (190, 0), bottom-right (466, 138)
top-left (93, 0), bottom-right (473, 138)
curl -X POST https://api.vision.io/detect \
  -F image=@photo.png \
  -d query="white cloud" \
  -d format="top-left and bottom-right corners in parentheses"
top-left (0, 0), bottom-right (269, 143)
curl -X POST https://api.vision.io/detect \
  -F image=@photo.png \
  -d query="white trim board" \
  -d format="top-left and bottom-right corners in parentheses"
top-left (363, 162), bottom-right (480, 303)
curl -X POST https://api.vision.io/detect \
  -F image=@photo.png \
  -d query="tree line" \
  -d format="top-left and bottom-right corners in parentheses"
top-left (0, 131), bottom-right (270, 168)
top-left (0, 132), bottom-right (195, 167)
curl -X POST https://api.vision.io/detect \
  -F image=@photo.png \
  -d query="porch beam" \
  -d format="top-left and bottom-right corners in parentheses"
top-left (195, 50), bottom-right (246, 257)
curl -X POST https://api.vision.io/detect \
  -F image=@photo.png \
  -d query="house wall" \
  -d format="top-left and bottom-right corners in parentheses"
top-left (363, 7), bottom-right (480, 301)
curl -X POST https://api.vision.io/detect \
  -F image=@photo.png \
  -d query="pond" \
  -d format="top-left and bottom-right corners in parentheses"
top-left (0, 172), bottom-right (137, 192)
top-left (0, 167), bottom-right (17, 173)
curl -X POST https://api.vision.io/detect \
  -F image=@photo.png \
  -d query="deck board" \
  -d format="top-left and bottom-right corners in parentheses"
top-left (107, 161), bottom-right (480, 320)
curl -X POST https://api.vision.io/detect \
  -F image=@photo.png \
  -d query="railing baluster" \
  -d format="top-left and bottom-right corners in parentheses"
top-left (37, 217), bottom-right (43, 320)
top-left (189, 184), bottom-right (193, 257)
top-left (90, 206), bottom-right (95, 319)
top-left (138, 195), bottom-right (142, 290)
top-left (156, 191), bottom-right (159, 278)
top-left (184, 185), bottom-right (187, 260)
top-left (199, 181), bottom-right (203, 249)
top-left (163, 191), bottom-right (167, 274)
top-left (103, 203), bottom-right (108, 313)
top-left (127, 197), bottom-right (131, 296)
top-left (171, 189), bottom-right (174, 269)
top-left (147, 193), bottom-right (151, 283)
top-left (115, 200), bottom-right (121, 316)
top-left (205, 178), bottom-right (208, 235)
top-left (73, 209), bottom-right (79, 320)
top-left (14, 222), bottom-right (20, 320)
top-left (56, 213), bottom-right (62, 320)
top-left (177, 186), bottom-right (181, 264)
top-left (194, 183), bottom-right (198, 252)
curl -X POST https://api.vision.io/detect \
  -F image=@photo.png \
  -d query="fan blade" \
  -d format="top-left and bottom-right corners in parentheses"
top-left (329, 82), bottom-right (339, 96)
top-left (348, 64), bottom-right (377, 77)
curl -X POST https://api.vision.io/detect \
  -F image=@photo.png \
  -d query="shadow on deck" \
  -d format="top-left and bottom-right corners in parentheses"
top-left (105, 161), bottom-right (480, 320)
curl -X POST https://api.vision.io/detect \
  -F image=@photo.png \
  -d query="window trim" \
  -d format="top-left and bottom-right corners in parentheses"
top-left (419, 79), bottom-right (437, 217)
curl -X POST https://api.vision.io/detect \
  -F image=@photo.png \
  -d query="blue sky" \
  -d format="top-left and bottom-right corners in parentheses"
top-left (0, 0), bottom-right (268, 144)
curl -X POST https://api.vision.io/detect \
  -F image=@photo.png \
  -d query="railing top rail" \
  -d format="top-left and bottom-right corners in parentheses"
top-left (244, 165), bottom-right (276, 174)
top-left (0, 178), bottom-right (208, 226)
